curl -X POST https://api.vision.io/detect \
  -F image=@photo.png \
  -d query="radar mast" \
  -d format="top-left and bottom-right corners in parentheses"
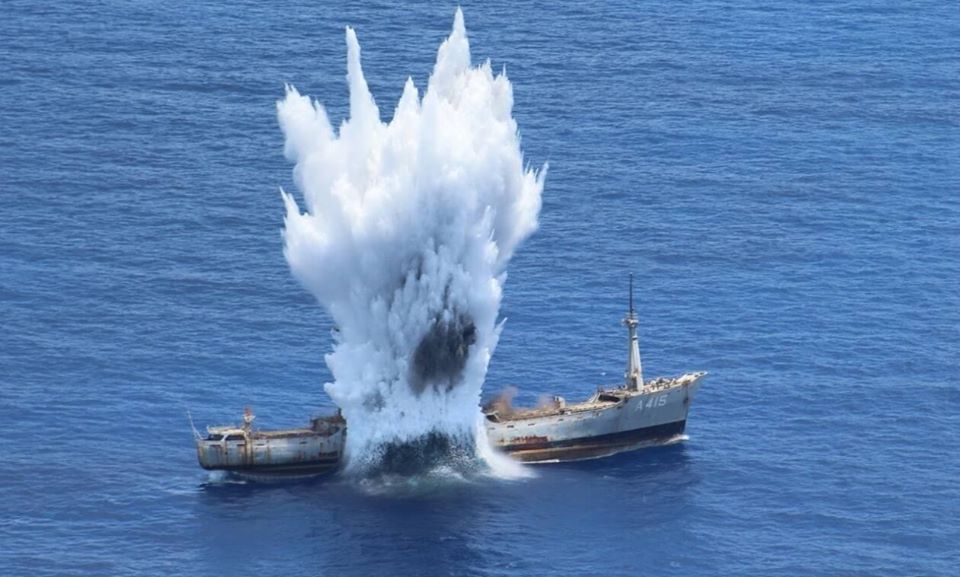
top-left (623, 274), bottom-right (643, 391)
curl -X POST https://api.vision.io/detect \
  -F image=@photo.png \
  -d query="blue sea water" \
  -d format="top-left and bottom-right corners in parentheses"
top-left (2, 1), bottom-right (958, 575)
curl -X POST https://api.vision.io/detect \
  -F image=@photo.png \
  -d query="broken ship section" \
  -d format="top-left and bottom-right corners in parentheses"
top-left (483, 275), bottom-right (706, 463)
top-left (195, 409), bottom-right (345, 479)
top-left (483, 372), bottom-right (704, 463)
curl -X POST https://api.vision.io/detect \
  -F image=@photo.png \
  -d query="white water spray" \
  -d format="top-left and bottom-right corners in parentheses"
top-left (278, 9), bottom-right (544, 473)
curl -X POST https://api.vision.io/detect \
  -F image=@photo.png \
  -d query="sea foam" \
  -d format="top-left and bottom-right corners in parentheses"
top-left (277, 9), bottom-right (544, 473)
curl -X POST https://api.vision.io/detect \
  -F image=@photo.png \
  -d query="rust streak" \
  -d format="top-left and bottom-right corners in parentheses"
top-left (511, 435), bottom-right (549, 446)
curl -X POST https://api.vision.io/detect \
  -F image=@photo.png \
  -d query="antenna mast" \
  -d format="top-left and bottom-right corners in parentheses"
top-left (623, 273), bottom-right (643, 391)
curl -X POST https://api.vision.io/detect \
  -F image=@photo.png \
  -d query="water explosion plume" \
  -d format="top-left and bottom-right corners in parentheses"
top-left (278, 9), bottom-right (545, 472)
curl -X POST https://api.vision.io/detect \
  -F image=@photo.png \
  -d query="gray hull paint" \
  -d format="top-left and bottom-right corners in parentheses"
top-left (485, 374), bottom-right (703, 462)
top-left (196, 427), bottom-right (344, 479)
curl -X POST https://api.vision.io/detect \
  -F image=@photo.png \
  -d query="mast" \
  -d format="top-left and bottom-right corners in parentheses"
top-left (623, 273), bottom-right (643, 391)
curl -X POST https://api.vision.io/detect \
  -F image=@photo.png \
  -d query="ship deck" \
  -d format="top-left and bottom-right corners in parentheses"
top-left (485, 373), bottom-right (704, 423)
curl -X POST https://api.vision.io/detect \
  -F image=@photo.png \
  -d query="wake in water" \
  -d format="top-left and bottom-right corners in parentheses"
top-left (278, 9), bottom-right (545, 475)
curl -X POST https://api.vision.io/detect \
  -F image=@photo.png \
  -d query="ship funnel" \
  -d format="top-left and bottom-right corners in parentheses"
top-left (623, 274), bottom-right (643, 391)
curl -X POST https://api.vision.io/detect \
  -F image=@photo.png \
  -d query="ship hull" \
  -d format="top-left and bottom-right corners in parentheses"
top-left (486, 373), bottom-right (703, 463)
top-left (196, 421), bottom-right (345, 479)
top-left (498, 419), bottom-right (686, 463)
top-left (209, 459), bottom-right (341, 481)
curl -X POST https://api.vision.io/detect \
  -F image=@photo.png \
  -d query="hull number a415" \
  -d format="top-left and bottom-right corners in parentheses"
top-left (642, 395), bottom-right (667, 410)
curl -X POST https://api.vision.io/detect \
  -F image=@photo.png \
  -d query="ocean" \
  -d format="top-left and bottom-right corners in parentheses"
top-left (1, 1), bottom-right (958, 575)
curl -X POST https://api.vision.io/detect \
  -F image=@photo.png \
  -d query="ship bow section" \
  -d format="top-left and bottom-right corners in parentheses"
top-left (487, 371), bottom-right (706, 463)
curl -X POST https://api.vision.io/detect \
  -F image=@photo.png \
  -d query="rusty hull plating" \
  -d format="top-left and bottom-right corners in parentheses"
top-left (195, 409), bottom-right (345, 479)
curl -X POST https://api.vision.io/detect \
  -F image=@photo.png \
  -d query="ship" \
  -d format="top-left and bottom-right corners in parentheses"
top-left (194, 408), bottom-right (345, 479)
top-left (194, 276), bottom-right (706, 476)
top-left (482, 274), bottom-right (705, 462)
